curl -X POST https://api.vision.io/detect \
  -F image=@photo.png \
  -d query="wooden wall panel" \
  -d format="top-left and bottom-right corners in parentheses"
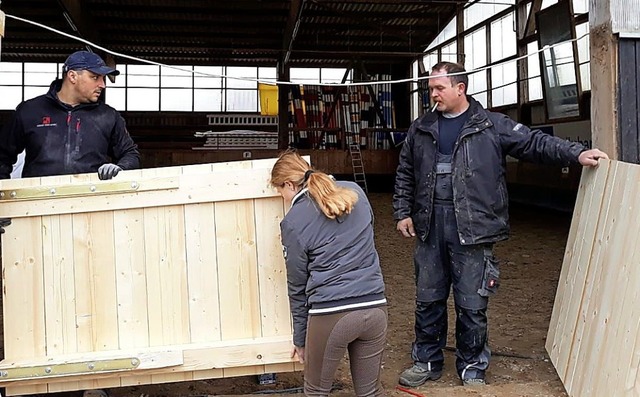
top-left (618, 39), bottom-right (640, 164)
top-left (547, 160), bottom-right (640, 396)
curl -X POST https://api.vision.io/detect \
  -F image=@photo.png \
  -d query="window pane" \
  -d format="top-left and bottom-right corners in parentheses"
top-left (161, 88), bottom-right (193, 111)
top-left (128, 88), bottom-right (159, 110)
top-left (290, 68), bottom-right (320, 84)
top-left (127, 65), bottom-right (159, 87)
top-left (24, 86), bottom-right (47, 101)
top-left (474, 92), bottom-right (488, 108)
top-left (427, 17), bottom-right (457, 51)
top-left (105, 87), bottom-right (126, 110)
top-left (194, 66), bottom-right (223, 88)
top-left (226, 89), bottom-right (258, 112)
top-left (423, 52), bottom-right (438, 71)
top-left (464, 0), bottom-right (514, 30)
top-left (576, 23), bottom-right (590, 64)
top-left (529, 76), bottom-right (543, 100)
top-left (491, 62), bottom-right (517, 106)
top-left (543, 43), bottom-right (576, 87)
top-left (441, 42), bottom-right (458, 63)
top-left (161, 65), bottom-right (193, 88)
top-left (490, 13), bottom-right (516, 61)
top-left (464, 27), bottom-right (486, 69)
top-left (259, 67), bottom-right (277, 83)
top-left (194, 89), bottom-right (223, 111)
top-left (580, 63), bottom-right (591, 91)
top-left (527, 41), bottom-right (541, 78)
top-left (541, 0), bottom-right (558, 9)
top-left (573, 0), bottom-right (588, 13)
top-left (226, 66), bottom-right (257, 89)
top-left (411, 61), bottom-right (420, 120)
top-left (24, 63), bottom-right (58, 86)
top-left (321, 68), bottom-right (349, 83)
top-left (492, 63), bottom-right (517, 87)
top-left (0, 62), bottom-right (22, 85)
top-left (0, 86), bottom-right (22, 110)
top-left (468, 70), bottom-right (487, 95)
top-left (108, 65), bottom-right (126, 88)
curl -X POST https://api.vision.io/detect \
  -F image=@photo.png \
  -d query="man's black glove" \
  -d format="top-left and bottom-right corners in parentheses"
top-left (0, 218), bottom-right (11, 234)
top-left (98, 163), bottom-right (123, 180)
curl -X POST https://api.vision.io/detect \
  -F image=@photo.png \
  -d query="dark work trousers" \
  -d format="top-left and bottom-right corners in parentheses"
top-left (411, 153), bottom-right (492, 380)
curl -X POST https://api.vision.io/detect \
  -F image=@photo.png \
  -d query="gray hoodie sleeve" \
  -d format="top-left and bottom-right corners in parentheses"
top-left (281, 219), bottom-right (310, 347)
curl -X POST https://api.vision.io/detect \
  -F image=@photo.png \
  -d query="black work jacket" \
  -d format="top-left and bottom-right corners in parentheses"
top-left (393, 97), bottom-right (585, 245)
top-left (0, 79), bottom-right (140, 179)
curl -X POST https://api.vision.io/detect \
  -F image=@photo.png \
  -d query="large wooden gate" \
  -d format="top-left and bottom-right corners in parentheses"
top-left (0, 158), bottom-right (300, 395)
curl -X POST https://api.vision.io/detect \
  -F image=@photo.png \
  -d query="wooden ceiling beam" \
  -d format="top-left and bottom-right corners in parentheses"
top-left (281, 0), bottom-right (305, 67)
top-left (57, 0), bottom-right (101, 46)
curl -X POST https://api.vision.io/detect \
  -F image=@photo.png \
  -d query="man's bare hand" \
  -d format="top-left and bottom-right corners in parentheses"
top-left (578, 149), bottom-right (609, 167)
top-left (397, 217), bottom-right (416, 238)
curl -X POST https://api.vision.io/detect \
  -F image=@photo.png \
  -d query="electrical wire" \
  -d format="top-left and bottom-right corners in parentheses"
top-left (4, 13), bottom-right (588, 88)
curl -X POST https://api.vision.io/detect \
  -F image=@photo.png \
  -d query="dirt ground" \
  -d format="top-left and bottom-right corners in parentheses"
top-left (18, 192), bottom-right (572, 397)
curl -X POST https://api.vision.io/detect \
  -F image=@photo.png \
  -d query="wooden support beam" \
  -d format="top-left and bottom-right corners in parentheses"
top-left (590, 0), bottom-right (619, 158)
top-left (57, 0), bottom-right (100, 45)
top-left (277, 61), bottom-right (290, 150)
top-left (282, 0), bottom-right (304, 67)
top-left (521, 0), bottom-right (542, 40)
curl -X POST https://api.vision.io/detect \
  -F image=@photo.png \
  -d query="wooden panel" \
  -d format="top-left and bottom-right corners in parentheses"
top-left (2, 174), bottom-right (46, 396)
top-left (254, 197), bottom-right (295, 374)
top-left (546, 161), bottom-right (611, 372)
top-left (184, 202), bottom-right (223, 381)
top-left (547, 160), bottom-right (640, 396)
top-left (0, 167), bottom-right (277, 218)
top-left (73, 211), bottom-right (121, 391)
top-left (618, 39), bottom-right (640, 163)
top-left (215, 199), bottom-right (262, 377)
top-left (114, 207), bottom-right (152, 387)
top-left (0, 159), bottom-right (297, 394)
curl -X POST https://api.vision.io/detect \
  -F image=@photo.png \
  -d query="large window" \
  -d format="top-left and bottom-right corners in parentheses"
top-left (1, 63), bottom-right (348, 113)
top-left (0, 62), bottom-right (23, 110)
top-left (464, 27), bottom-right (488, 107)
top-left (527, 42), bottom-right (543, 101)
top-left (575, 22), bottom-right (590, 91)
top-left (427, 17), bottom-right (457, 51)
top-left (411, 0), bottom-right (590, 118)
top-left (490, 13), bottom-right (517, 106)
top-left (464, 0), bottom-right (514, 30)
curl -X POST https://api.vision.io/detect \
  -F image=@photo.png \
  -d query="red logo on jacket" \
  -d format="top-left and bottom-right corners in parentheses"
top-left (42, 116), bottom-right (51, 125)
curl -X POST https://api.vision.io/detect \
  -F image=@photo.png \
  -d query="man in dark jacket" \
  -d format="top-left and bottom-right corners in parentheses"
top-left (394, 62), bottom-right (607, 387)
top-left (0, 50), bottom-right (140, 180)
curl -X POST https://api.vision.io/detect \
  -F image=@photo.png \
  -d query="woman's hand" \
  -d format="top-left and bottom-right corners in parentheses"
top-left (291, 345), bottom-right (305, 364)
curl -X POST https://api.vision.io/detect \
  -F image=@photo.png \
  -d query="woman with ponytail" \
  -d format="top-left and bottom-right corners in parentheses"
top-left (270, 150), bottom-right (387, 397)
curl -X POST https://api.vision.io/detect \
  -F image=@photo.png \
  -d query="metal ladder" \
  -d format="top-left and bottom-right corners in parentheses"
top-left (349, 143), bottom-right (368, 193)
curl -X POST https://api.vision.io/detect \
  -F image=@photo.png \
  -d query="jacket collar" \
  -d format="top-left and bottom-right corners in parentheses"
top-left (415, 96), bottom-right (491, 135)
top-left (46, 79), bottom-right (100, 111)
top-left (290, 187), bottom-right (309, 209)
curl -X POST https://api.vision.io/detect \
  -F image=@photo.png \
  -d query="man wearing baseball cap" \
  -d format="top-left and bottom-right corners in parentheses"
top-left (0, 50), bottom-right (139, 181)
top-left (62, 50), bottom-right (121, 76)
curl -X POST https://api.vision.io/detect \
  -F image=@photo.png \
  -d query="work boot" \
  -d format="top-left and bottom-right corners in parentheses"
top-left (398, 364), bottom-right (442, 387)
top-left (462, 377), bottom-right (486, 386)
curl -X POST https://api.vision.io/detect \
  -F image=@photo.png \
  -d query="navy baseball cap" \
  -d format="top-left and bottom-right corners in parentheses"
top-left (63, 51), bottom-right (120, 76)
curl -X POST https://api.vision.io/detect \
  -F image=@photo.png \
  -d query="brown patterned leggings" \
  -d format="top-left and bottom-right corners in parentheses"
top-left (304, 306), bottom-right (388, 396)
